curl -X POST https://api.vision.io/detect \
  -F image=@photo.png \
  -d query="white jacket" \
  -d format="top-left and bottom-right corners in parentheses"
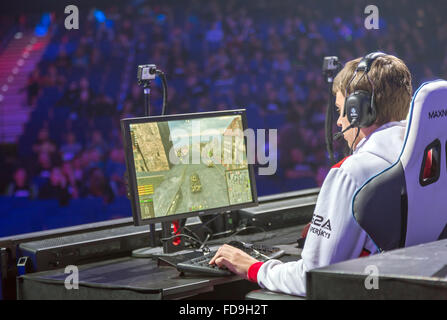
top-left (254, 121), bottom-right (407, 296)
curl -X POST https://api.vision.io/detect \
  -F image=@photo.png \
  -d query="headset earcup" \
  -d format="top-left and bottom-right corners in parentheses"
top-left (344, 90), bottom-right (376, 127)
top-left (358, 90), bottom-right (376, 127)
top-left (344, 91), bottom-right (365, 124)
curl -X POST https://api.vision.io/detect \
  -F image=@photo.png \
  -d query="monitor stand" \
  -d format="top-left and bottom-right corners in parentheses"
top-left (132, 220), bottom-right (195, 259)
top-left (131, 213), bottom-right (229, 259)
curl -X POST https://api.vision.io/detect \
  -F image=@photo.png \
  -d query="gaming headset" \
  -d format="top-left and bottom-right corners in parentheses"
top-left (333, 51), bottom-right (386, 143)
top-left (343, 51), bottom-right (386, 128)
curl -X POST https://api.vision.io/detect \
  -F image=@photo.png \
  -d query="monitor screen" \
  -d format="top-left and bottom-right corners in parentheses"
top-left (121, 109), bottom-right (258, 225)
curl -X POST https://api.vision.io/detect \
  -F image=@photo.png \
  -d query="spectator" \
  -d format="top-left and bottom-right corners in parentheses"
top-left (91, 93), bottom-right (115, 116)
top-left (205, 21), bottom-right (224, 52)
top-left (24, 69), bottom-right (41, 106)
top-left (71, 155), bottom-right (86, 189)
top-left (285, 148), bottom-right (315, 180)
top-left (58, 80), bottom-right (79, 111)
top-left (60, 132), bottom-right (83, 162)
top-left (272, 52), bottom-right (292, 73)
top-left (87, 130), bottom-right (109, 159)
top-left (33, 151), bottom-right (54, 188)
top-left (120, 99), bottom-right (136, 118)
top-left (105, 148), bottom-right (127, 197)
top-left (235, 82), bottom-right (253, 107)
top-left (78, 77), bottom-right (94, 117)
top-left (61, 161), bottom-right (80, 199)
top-left (85, 167), bottom-right (114, 204)
top-left (38, 167), bottom-right (71, 206)
top-left (32, 128), bottom-right (57, 156)
top-left (6, 168), bottom-right (38, 199)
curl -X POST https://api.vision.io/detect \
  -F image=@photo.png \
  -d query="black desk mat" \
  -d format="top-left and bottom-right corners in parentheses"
top-left (22, 257), bottom-right (227, 296)
top-left (21, 225), bottom-right (305, 296)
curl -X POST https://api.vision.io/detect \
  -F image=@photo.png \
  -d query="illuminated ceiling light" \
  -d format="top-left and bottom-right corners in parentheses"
top-left (17, 59), bottom-right (24, 66)
top-left (14, 32), bottom-right (23, 39)
top-left (2, 85), bottom-right (8, 92)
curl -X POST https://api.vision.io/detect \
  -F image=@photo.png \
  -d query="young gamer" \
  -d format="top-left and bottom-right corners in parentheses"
top-left (209, 52), bottom-right (413, 296)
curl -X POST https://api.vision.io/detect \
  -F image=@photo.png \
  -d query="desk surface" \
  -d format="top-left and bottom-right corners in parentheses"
top-left (307, 239), bottom-right (447, 299)
top-left (19, 256), bottom-right (245, 299)
top-left (17, 225), bottom-right (304, 300)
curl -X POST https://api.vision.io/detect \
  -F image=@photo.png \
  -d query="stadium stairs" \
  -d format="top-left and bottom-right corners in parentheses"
top-left (0, 31), bottom-right (50, 144)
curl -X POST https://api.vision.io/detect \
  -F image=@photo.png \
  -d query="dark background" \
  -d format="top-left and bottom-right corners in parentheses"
top-left (0, 0), bottom-right (446, 237)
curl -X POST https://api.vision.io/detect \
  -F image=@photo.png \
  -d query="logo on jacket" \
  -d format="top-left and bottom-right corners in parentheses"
top-left (310, 214), bottom-right (332, 239)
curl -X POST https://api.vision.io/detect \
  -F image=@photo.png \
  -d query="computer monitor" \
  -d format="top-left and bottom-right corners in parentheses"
top-left (120, 109), bottom-right (258, 230)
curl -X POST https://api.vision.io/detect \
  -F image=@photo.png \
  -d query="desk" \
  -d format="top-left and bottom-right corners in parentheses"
top-left (307, 239), bottom-right (447, 299)
top-left (17, 257), bottom-right (262, 300)
top-left (17, 225), bottom-right (305, 300)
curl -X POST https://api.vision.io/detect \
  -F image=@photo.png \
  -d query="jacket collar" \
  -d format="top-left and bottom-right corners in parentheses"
top-left (354, 121), bottom-right (407, 162)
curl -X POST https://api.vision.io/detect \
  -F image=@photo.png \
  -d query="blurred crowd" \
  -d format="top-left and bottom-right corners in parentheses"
top-left (6, 127), bottom-right (124, 205)
top-left (2, 0), bottom-right (447, 205)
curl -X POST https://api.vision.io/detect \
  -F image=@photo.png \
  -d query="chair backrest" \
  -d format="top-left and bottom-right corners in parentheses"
top-left (353, 79), bottom-right (447, 252)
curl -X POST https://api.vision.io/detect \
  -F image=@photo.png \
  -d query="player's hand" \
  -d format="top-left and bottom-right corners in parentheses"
top-left (209, 244), bottom-right (259, 279)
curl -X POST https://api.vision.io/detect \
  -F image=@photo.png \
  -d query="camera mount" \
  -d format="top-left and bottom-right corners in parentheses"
top-left (322, 56), bottom-right (342, 84)
top-left (137, 64), bottom-right (168, 116)
top-left (322, 56), bottom-right (342, 165)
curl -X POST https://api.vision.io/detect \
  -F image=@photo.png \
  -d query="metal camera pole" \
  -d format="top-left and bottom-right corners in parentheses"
top-left (322, 56), bottom-right (342, 165)
top-left (143, 82), bottom-right (151, 117)
top-left (144, 83), bottom-right (158, 248)
top-left (137, 65), bottom-right (157, 248)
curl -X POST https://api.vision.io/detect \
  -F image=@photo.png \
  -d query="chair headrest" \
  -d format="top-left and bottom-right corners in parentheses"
top-left (400, 80), bottom-right (447, 167)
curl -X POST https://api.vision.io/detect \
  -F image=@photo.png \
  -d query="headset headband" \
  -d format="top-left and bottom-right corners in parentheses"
top-left (356, 52), bottom-right (386, 73)
top-left (345, 51), bottom-right (386, 98)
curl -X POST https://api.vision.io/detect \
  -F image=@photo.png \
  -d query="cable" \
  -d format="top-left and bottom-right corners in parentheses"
top-left (163, 216), bottom-right (267, 251)
top-left (160, 229), bottom-right (214, 253)
top-left (161, 214), bottom-right (222, 253)
top-left (182, 215), bottom-right (226, 249)
top-left (182, 213), bottom-right (227, 242)
top-left (344, 70), bottom-right (358, 101)
top-left (156, 70), bottom-right (168, 115)
top-left (199, 233), bottom-right (212, 253)
top-left (183, 226), bottom-right (208, 246)
top-left (350, 127), bottom-right (361, 155)
top-left (160, 233), bottom-right (203, 247)
top-left (200, 214), bottom-right (224, 230)
top-left (228, 225), bottom-right (268, 242)
top-left (172, 214), bottom-right (219, 241)
top-left (353, 70), bottom-right (367, 89)
top-left (325, 82), bottom-right (336, 165)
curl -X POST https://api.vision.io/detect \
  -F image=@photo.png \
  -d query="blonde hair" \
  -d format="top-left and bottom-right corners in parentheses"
top-left (333, 55), bottom-right (413, 126)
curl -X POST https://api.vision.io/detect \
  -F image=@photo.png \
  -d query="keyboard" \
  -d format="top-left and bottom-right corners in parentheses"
top-left (176, 241), bottom-right (285, 276)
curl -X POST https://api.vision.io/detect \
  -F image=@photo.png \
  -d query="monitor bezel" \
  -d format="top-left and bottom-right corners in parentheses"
top-left (121, 109), bottom-right (258, 226)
